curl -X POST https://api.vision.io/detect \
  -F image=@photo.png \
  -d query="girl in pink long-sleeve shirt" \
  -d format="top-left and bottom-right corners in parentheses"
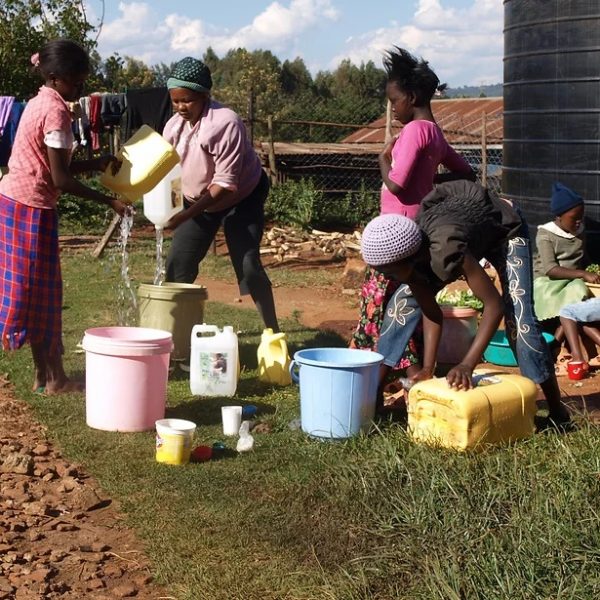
top-left (351, 47), bottom-right (474, 411)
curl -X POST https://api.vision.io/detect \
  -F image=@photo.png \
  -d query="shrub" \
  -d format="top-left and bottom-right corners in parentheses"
top-left (265, 178), bottom-right (320, 229)
top-left (58, 176), bottom-right (114, 234)
top-left (313, 182), bottom-right (379, 230)
top-left (265, 178), bottom-right (379, 230)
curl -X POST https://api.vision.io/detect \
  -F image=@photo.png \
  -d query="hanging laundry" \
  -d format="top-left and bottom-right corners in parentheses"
top-left (124, 88), bottom-right (172, 139)
top-left (0, 101), bottom-right (25, 167)
top-left (0, 97), bottom-right (15, 137)
top-left (101, 93), bottom-right (127, 127)
top-left (89, 94), bottom-right (103, 150)
top-left (78, 96), bottom-right (92, 147)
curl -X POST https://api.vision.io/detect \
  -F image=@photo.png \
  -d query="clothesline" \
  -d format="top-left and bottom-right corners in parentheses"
top-left (0, 87), bottom-right (173, 167)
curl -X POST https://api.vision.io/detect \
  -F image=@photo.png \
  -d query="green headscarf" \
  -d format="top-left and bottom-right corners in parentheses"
top-left (167, 57), bottom-right (213, 93)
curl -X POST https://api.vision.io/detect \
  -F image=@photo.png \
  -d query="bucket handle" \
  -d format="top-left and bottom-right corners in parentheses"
top-left (191, 324), bottom-right (220, 338)
top-left (289, 359), bottom-right (300, 384)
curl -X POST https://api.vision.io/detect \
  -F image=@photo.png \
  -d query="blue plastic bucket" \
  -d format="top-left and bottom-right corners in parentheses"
top-left (289, 348), bottom-right (384, 439)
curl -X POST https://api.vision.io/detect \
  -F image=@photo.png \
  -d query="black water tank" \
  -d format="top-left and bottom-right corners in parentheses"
top-left (503, 0), bottom-right (600, 247)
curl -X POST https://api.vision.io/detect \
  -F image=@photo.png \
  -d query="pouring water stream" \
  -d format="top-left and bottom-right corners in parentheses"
top-left (115, 210), bottom-right (138, 325)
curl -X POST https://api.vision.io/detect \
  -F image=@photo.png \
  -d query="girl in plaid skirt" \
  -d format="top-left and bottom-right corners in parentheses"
top-left (0, 40), bottom-right (127, 394)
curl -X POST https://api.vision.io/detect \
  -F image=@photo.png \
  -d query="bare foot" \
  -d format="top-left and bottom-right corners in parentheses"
top-left (44, 379), bottom-right (85, 395)
top-left (32, 380), bottom-right (46, 393)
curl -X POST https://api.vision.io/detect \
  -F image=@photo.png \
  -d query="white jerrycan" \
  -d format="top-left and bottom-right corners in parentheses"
top-left (190, 324), bottom-right (238, 397)
top-left (142, 162), bottom-right (184, 229)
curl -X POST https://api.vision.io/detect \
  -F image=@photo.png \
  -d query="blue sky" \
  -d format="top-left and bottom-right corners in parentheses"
top-left (87, 0), bottom-right (503, 86)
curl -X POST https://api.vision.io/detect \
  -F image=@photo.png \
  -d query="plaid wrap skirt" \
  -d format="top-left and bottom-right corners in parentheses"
top-left (0, 193), bottom-right (63, 352)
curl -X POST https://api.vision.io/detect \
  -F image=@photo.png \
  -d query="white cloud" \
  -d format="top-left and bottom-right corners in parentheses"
top-left (333, 0), bottom-right (503, 86)
top-left (95, 0), bottom-right (339, 64)
top-left (92, 0), bottom-right (501, 85)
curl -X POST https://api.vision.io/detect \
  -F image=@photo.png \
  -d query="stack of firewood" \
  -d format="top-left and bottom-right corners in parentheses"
top-left (260, 226), bottom-right (362, 263)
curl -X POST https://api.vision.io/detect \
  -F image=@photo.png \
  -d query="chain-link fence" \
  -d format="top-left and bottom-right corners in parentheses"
top-left (243, 92), bottom-right (503, 208)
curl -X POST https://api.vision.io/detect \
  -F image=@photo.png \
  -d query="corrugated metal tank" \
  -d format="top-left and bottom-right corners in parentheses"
top-left (503, 0), bottom-right (600, 240)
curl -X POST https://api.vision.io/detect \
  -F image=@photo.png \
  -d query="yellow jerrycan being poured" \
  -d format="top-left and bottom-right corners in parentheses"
top-left (100, 125), bottom-right (180, 203)
top-left (257, 328), bottom-right (292, 385)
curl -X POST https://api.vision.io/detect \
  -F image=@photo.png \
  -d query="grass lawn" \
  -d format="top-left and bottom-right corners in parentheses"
top-left (2, 237), bottom-right (600, 599)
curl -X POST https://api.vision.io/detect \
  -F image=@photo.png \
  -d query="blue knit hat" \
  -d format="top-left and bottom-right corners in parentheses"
top-left (361, 214), bottom-right (422, 266)
top-left (167, 57), bottom-right (212, 93)
top-left (550, 182), bottom-right (583, 216)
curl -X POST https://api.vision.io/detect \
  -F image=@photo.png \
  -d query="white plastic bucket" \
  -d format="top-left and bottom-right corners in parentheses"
top-left (82, 327), bottom-right (173, 432)
top-left (155, 418), bottom-right (196, 465)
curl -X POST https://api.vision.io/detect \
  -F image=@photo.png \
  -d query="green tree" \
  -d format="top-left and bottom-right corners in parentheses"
top-left (0, 0), bottom-right (96, 99)
top-left (202, 47), bottom-right (220, 80)
top-left (100, 53), bottom-right (125, 91)
top-left (215, 48), bottom-right (282, 122)
top-left (151, 61), bottom-right (177, 87)
top-left (281, 57), bottom-right (313, 95)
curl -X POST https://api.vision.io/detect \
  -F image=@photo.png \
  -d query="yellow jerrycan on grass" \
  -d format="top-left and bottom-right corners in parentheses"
top-left (257, 328), bottom-right (292, 385)
top-left (100, 125), bottom-right (180, 203)
top-left (407, 369), bottom-right (538, 451)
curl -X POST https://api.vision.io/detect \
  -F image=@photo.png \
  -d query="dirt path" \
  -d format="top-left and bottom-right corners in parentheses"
top-left (199, 274), bottom-right (360, 339)
top-left (0, 380), bottom-right (170, 599)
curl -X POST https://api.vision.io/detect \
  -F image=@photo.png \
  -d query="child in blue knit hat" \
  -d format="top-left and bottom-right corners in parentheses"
top-left (361, 179), bottom-right (570, 428)
top-left (533, 182), bottom-right (599, 325)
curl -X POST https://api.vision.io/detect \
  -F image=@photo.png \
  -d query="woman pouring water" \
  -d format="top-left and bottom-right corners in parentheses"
top-left (162, 57), bottom-right (280, 332)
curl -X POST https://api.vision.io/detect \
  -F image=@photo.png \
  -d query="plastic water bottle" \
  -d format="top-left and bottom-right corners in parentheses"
top-left (190, 324), bottom-right (238, 396)
top-left (257, 328), bottom-right (291, 385)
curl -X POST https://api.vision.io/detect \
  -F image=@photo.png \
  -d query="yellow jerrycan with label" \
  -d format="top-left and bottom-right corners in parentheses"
top-left (257, 328), bottom-right (292, 385)
top-left (100, 125), bottom-right (180, 203)
top-left (407, 370), bottom-right (538, 451)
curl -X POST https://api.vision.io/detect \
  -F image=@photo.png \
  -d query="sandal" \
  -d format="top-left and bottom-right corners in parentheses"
top-left (382, 381), bottom-right (409, 412)
top-left (587, 356), bottom-right (600, 370)
top-left (554, 351), bottom-right (573, 377)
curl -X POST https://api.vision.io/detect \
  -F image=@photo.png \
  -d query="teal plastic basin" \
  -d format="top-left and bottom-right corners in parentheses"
top-left (483, 331), bottom-right (554, 367)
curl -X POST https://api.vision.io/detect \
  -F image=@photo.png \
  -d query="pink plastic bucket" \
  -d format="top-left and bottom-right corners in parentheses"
top-left (437, 306), bottom-right (479, 365)
top-left (82, 327), bottom-right (173, 432)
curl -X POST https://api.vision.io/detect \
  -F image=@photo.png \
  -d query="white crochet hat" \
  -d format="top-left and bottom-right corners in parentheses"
top-left (361, 214), bottom-right (422, 266)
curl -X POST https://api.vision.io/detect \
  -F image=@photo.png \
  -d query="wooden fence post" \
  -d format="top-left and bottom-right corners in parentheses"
top-left (92, 213), bottom-right (121, 258)
top-left (267, 115), bottom-right (278, 186)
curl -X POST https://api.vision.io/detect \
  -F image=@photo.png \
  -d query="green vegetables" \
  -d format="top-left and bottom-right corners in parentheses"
top-left (586, 264), bottom-right (600, 275)
top-left (435, 288), bottom-right (484, 311)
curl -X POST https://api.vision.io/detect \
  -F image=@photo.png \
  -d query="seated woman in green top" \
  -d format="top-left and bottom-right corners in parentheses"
top-left (533, 182), bottom-right (599, 322)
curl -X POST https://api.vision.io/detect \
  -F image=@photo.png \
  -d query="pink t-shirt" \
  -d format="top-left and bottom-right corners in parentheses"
top-left (380, 120), bottom-right (471, 219)
top-left (0, 86), bottom-right (72, 209)
top-left (162, 100), bottom-right (262, 204)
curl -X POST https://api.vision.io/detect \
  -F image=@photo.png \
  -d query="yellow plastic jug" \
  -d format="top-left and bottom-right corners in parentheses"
top-left (100, 125), bottom-right (180, 203)
top-left (257, 328), bottom-right (292, 385)
top-left (407, 370), bottom-right (537, 451)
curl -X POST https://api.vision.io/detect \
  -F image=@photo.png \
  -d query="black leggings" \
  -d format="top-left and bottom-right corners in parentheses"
top-left (166, 171), bottom-right (273, 297)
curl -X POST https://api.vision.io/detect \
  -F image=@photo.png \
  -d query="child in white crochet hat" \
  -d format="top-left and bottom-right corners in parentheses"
top-left (361, 180), bottom-right (570, 428)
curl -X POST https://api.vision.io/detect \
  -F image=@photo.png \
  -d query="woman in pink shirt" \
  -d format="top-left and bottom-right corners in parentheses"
top-left (351, 47), bottom-right (474, 410)
top-left (0, 40), bottom-right (126, 394)
top-left (163, 57), bottom-right (279, 332)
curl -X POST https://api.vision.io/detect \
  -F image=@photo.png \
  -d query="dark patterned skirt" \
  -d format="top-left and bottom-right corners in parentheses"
top-left (350, 267), bottom-right (420, 369)
top-left (0, 194), bottom-right (63, 353)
